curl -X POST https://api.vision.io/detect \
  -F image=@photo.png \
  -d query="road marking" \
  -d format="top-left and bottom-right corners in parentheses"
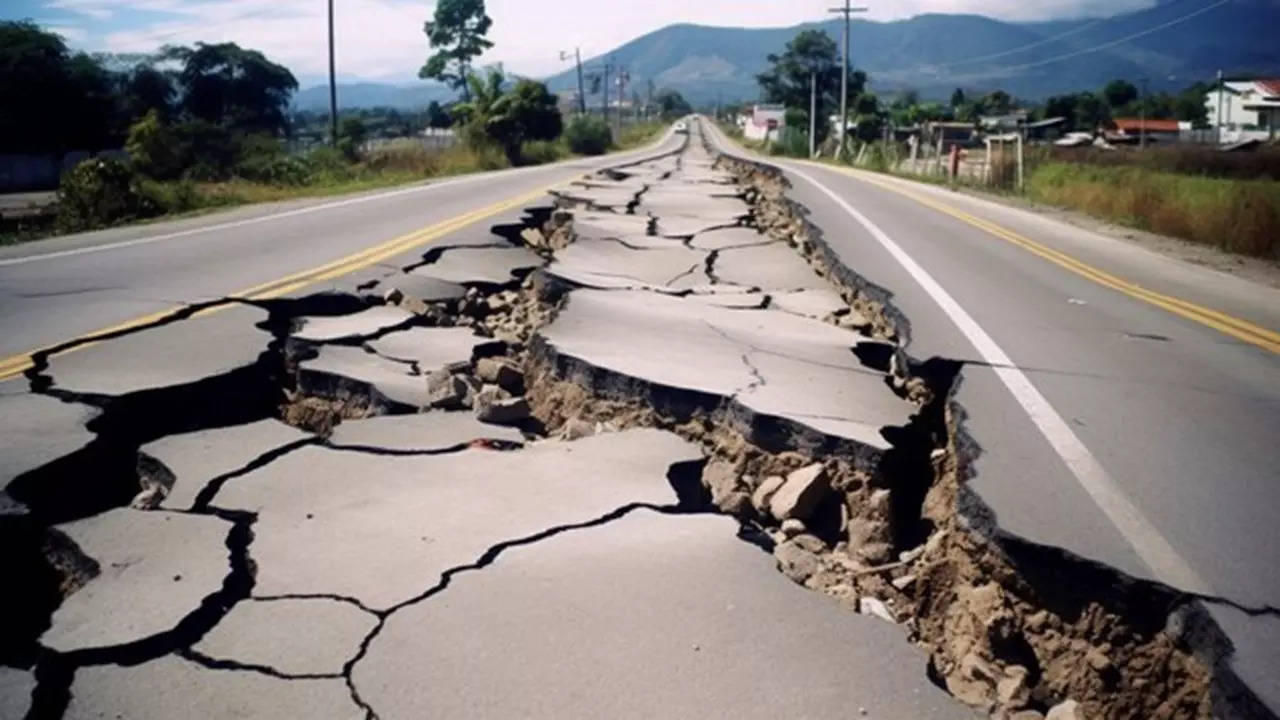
top-left (802, 161), bottom-right (1280, 355)
top-left (0, 184), bottom-right (553, 382)
top-left (781, 161), bottom-right (1212, 595)
top-left (0, 133), bottom-right (673, 268)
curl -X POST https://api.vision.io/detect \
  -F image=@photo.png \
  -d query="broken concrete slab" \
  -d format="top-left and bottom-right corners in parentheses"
top-left (0, 666), bottom-right (34, 720)
top-left (193, 597), bottom-right (377, 677)
top-left (213, 429), bottom-right (702, 609)
top-left (0, 389), bottom-right (97, 489)
top-left (42, 304), bottom-right (271, 397)
top-left (570, 212), bottom-right (653, 241)
top-left (41, 508), bottom-right (229, 652)
top-left (537, 289), bottom-right (909, 457)
top-left (142, 419), bottom-right (313, 511)
top-left (406, 246), bottom-right (542, 286)
top-left (327, 412), bottom-right (523, 451)
top-left (653, 215), bottom-right (742, 239)
top-left (293, 305), bottom-right (416, 343)
top-left (365, 327), bottom-right (493, 371)
top-left (354, 512), bottom-right (973, 720)
top-left (769, 463), bottom-right (830, 522)
top-left (298, 345), bottom-right (428, 411)
top-left (65, 655), bottom-right (361, 720)
top-left (636, 193), bottom-right (751, 220)
top-left (381, 274), bottom-right (467, 305)
top-left (686, 227), bottom-right (773, 251)
top-left (551, 241), bottom-right (708, 290)
top-left (714, 243), bottom-right (827, 290)
top-left (769, 288), bottom-right (848, 319)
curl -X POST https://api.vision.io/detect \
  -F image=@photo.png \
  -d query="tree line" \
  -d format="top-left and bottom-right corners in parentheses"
top-left (752, 28), bottom-right (1214, 153)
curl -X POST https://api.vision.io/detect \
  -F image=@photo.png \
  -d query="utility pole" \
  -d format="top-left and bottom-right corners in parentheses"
top-left (809, 70), bottom-right (817, 158)
top-left (328, 0), bottom-right (338, 147)
top-left (829, 2), bottom-right (868, 159)
top-left (1216, 69), bottom-right (1224, 145)
top-left (602, 60), bottom-right (611, 127)
top-left (560, 49), bottom-right (587, 114)
top-left (1138, 77), bottom-right (1149, 150)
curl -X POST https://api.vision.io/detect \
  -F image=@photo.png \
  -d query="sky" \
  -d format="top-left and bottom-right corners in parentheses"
top-left (5, 0), bottom-right (1160, 86)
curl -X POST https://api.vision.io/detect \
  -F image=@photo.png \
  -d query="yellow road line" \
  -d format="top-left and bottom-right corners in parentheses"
top-left (0, 183), bottom-right (555, 382)
top-left (801, 160), bottom-right (1280, 355)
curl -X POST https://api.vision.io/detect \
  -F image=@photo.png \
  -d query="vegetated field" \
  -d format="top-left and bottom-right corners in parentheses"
top-left (1025, 146), bottom-right (1280, 259)
top-left (0, 123), bottom-right (669, 246)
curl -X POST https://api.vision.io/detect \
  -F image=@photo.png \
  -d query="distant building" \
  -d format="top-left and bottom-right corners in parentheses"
top-left (1106, 117), bottom-right (1181, 143)
top-left (1204, 78), bottom-right (1280, 142)
top-left (741, 104), bottom-right (785, 141)
top-left (923, 121), bottom-right (976, 145)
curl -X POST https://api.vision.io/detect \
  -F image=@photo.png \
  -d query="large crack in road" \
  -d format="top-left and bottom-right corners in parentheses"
top-left (0, 120), bottom-right (1273, 719)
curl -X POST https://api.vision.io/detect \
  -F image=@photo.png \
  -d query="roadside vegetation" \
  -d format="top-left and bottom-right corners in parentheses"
top-left (0, 11), bottom-right (674, 245)
top-left (721, 34), bottom-right (1280, 260)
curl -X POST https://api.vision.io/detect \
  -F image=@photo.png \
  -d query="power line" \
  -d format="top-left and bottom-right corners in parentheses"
top-left (949, 0), bottom-right (1231, 79)
top-left (934, 16), bottom-right (1112, 69)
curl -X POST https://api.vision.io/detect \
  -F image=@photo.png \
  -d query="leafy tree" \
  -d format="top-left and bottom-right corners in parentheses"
top-left (120, 63), bottom-right (175, 121)
top-left (163, 42), bottom-right (297, 135)
top-left (654, 89), bottom-right (692, 118)
top-left (338, 116), bottom-right (368, 160)
top-left (851, 91), bottom-right (885, 142)
top-left (1072, 91), bottom-right (1110, 131)
top-left (949, 87), bottom-right (966, 109)
top-left (0, 21), bottom-right (123, 153)
top-left (426, 100), bottom-right (452, 129)
top-left (126, 110), bottom-right (183, 179)
top-left (981, 90), bottom-right (1013, 115)
top-left (1102, 79), bottom-right (1138, 109)
top-left (454, 69), bottom-right (562, 165)
top-left (420, 0), bottom-right (493, 100)
top-left (756, 30), bottom-right (862, 145)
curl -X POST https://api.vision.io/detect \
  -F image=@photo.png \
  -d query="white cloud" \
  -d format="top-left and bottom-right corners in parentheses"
top-left (45, 24), bottom-right (89, 42)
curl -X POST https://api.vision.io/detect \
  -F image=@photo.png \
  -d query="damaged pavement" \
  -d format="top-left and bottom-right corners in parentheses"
top-left (0, 119), bottom-right (1275, 720)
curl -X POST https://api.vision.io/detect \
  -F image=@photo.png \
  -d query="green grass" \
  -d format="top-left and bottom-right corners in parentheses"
top-left (614, 121), bottom-right (667, 150)
top-left (1026, 162), bottom-right (1280, 259)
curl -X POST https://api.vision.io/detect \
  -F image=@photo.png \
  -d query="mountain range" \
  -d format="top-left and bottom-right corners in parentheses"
top-left (293, 0), bottom-right (1280, 111)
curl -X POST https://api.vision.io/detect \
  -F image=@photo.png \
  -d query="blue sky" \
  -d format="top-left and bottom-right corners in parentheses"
top-left (3, 0), bottom-right (1159, 86)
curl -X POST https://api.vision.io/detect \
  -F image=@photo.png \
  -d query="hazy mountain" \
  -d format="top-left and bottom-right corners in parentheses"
top-left (291, 81), bottom-right (454, 111)
top-left (541, 0), bottom-right (1280, 104)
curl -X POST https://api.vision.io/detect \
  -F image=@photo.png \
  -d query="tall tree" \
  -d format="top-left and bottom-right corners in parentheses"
top-left (119, 63), bottom-right (175, 121)
top-left (654, 89), bottom-right (692, 118)
top-left (0, 21), bottom-right (122, 153)
top-left (1102, 79), bottom-right (1139, 110)
top-left (420, 0), bottom-right (493, 101)
top-left (949, 87), bottom-right (966, 109)
top-left (453, 69), bottom-right (562, 165)
top-left (756, 30), bottom-right (861, 145)
top-left (163, 43), bottom-right (297, 135)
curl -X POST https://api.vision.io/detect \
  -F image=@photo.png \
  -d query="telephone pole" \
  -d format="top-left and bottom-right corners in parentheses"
top-left (809, 71), bottom-right (817, 158)
top-left (328, 0), bottom-right (338, 146)
top-left (829, 2), bottom-right (867, 159)
top-left (1138, 77), bottom-right (1149, 150)
top-left (560, 48), bottom-right (587, 114)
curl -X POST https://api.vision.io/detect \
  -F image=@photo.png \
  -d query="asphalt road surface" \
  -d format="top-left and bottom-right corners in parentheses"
top-left (2, 119), bottom-right (1277, 719)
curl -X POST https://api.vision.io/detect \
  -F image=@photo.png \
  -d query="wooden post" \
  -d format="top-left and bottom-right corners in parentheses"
top-left (984, 139), bottom-right (992, 186)
top-left (1016, 132), bottom-right (1025, 193)
top-left (935, 132), bottom-right (944, 177)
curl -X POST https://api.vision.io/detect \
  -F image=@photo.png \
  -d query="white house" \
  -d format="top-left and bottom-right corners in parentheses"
top-left (740, 104), bottom-right (785, 141)
top-left (1205, 78), bottom-right (1280, 142)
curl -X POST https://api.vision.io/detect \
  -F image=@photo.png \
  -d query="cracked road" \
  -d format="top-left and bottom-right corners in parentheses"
top-left (1, 119), bottom-right (1278, 720)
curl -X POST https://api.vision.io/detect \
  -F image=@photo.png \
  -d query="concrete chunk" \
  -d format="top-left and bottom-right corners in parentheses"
top-left (769, 464), bottom-right (829, 522)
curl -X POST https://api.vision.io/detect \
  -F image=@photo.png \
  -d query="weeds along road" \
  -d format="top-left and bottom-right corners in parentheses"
top-left (1, 118), bottom-right (1278, 719)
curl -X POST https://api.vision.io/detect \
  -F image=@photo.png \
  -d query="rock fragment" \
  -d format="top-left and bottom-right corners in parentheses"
top-left (1045, 699), bottom-right (1086, 720)
top-left (475, 356), bottom-right (524, 394)
top-left (473, 385), bottom-right (530, 424)
top-left (768, 463), bottom-right (829, 522)
top-left (751, 474), bottom-right (785, 514)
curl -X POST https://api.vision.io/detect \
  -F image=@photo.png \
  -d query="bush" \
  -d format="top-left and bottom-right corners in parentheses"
top-left (173, 121), bottom-right (241, 181)
top-left (770, 126), bottom-right (809, 158)
top-left (56, 157), bottom-right (155, 232)
top-left (135, 178), bottom-right (203, 214)
top-left (305, 146), bottom-right (355, 182)
top-left (126, 111), bottom-right (184, 180)
top-left (563, 115), bottom-right (612, 155)
top-left (520, 140), bottom-right (567, 165)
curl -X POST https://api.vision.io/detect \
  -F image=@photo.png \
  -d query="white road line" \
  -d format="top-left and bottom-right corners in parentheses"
top-left (0, 134), bottom-right (675, 268)
top-left (781, 160), bottom-right (1212, 596)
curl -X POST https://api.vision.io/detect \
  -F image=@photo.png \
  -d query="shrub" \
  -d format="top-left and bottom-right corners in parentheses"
top-left (520, 139), bottom-right (567, 165)
top-left (126, 110), bottom-right (184, 180)
top-left (135, 178), bottom-right (203, 214)
top-left (770, 126), bottom-right (809, 158)
top-left (56, 157), bottom-right (154, 232)
top-left (173, 121), bottom-right (241, 181)
top-left (305, 146), bottom-right (355, 182)
top-left (563, 115), bottom-right (612, 155)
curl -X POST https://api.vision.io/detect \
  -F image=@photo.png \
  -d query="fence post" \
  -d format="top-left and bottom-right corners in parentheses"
top-left (1016, 132), bottom-right (1025, 193)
